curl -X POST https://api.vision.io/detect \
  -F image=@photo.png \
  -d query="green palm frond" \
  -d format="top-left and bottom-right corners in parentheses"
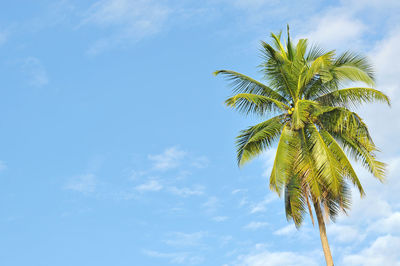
top-left (236, 115), bottom-right (285, 166)
top-left (321, 182), bottom-right (352, 221)
top-left (299, 51), bottom-right (335, 94)
top-left (315, 87), bottom-right (391, 108)
top-left (332, 65), bottom-right (375, 86)
top-left (334, 51), bottom-right (374, 81)
top-left (213, 70), bottom-right (287, 102)
top-left (286, 25), bottom-right (295, 61)
top-left (295, 128), bottom-right (322, 198)
top-left (270, 125), bottom-right (295, 195)
top-left (320, 130), bottom-right (364, 195)
top-left (291, 99), bottom-right (320, 130)
top-left (259, 41), bottom-right (297, 99)
top-left (225, 93), bottom-right (288, 115)
top-left (317, 107), bottom-right (372, 140)
top-left (295, 39), bottom-right (308, 59)
top-left (285, 175), bottom-right (307, 227)
top-left (335, 133), bottom-right (386, 181)
top-left (308, 123), bottom-right (343, 196)
top-left (270, 32), bottom-right (287, 59)
top-left (305, 44), bottom-right (326, 62)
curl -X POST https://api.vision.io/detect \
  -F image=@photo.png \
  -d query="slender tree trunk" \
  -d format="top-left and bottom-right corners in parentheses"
top-left (314, 201), bottom-right (334, 266)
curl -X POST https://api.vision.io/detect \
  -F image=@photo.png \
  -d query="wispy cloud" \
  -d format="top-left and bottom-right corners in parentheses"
top-left (232, 188), bottom-right (247, 195)
top-left (80, 0), bottom-right (171, 54)
top-left (243, 221), bottom-right (268, 230)
top-left (127, 169), bottom-right (148, 180)
top-left (143, 249), bottom-right (204, 265)
top-left (168, 185), bottom-right (204, 197)
top-left (164, 231), bottom-right (207, 247)
top-left (191, 156), bottom-right (209, 168)
top-left (148, 146), bottom-right (186, 171)
top-left (202, 196), bottom-right (220, 214)
top-left (65, 173), bottom-right (97, 194)
top-left (274, 224), bottom-right (296, 236)
top-left (250, 195), bottom-right (275, 214)
top-left (21, 57), bottom-right (49, 87)
top-left (135, 179), bottom-right (162, 192)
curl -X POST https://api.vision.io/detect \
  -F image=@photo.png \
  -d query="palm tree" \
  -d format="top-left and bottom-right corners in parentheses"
top-left (214, 27), bottom-right (390, 266)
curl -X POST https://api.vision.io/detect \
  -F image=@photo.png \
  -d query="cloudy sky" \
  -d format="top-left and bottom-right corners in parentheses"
top-left (0, 0), bottom-right (399, 265)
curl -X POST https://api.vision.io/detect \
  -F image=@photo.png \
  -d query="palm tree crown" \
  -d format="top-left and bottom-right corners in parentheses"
top-left (215, 27), bottom-right (390, 265)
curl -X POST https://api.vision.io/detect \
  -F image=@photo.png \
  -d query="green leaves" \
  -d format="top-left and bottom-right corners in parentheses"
top-left (308, 123), bottom-right (343, 196)
top-left (290, 99), bottom-right (320, 130)
top-left (213, 70), bottom-right (287, 102)
top-left (225, 93), bottom-right (288, 115)
top-left (285, 175), bottom-right (306, 227)
top-left (236, 115), bottom-right (285, 166)
top-left (299, 51), bottom-right (335, 93)
top-left (334, 51), bottom-right (375, 81)
top-left (320, 130), bottom-right (364, 196)
top-left (336, 134), bottom-right (386, 181)
top-left (215, 27), bottom-right (390, 227)
top-left (333, 65), bottom-right (375, 86)
top-left (269, 125), bottom-right (295, 195)
top-left (316, 87), bottom-right (391, 108)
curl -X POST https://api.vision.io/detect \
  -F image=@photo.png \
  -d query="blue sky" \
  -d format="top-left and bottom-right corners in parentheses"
top-left (0, 0), bottom-right (400, 265)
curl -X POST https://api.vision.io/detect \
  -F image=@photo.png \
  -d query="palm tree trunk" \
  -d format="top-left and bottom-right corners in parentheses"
top-left (314, 201), bottom-right (334, 266)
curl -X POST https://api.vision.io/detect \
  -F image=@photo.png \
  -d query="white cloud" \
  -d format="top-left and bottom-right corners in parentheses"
top-left (143, 249), bottom-right (204, 265)
top-left (191, 156), bottom-right (209, 168)
top-left (31, 0), bottom-right (77, 32)
top-left (342, 0), bottom-right (400, 10)
top-left (81, 0), bottom-right (171, 54)
top-left (148, 147), bottom-right (186, 170)
top-left (368, 212), bottom-right (400, 234)
top-left (65, 173), bottom-right (96, 193)
top-left (202, 196), bottom-right (220, 214)
top-left (244, 221), bottom-right (268, 230)
top-left (298, 11), bottom-right (366, 49)
top-left (22, 57), bottom-right (49, 87)
top-left (232, 245), bottom-right (319, 266)
top-left (328, 224), bottom-right (365, 243)
top-left (128, 170), bottom-right (147, 180)
top-left (239, 197), bottom-right (249, 207)
top-left (168, 185), bottom-right (204, 197)
top-left (273, 224), bottom-right (297, 236)
top-left (232, 188), bottom-right (247, 194)
top-left (164, 231), bottom-right (207, 247)
top-left (367, 29), bottom-right (400, 108)
top-left (250, 195), bottom-right (275, 214)
top-left (339, 155), bottom-right (400, 224)
top-left (135, 180), bottom-right (162, 192)
top-left (370, 29), bottom-right (400, 92)
top-left (260, 148), bottom-right (276, 178)
top-left (342, 235), bottom-right (400, 265)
